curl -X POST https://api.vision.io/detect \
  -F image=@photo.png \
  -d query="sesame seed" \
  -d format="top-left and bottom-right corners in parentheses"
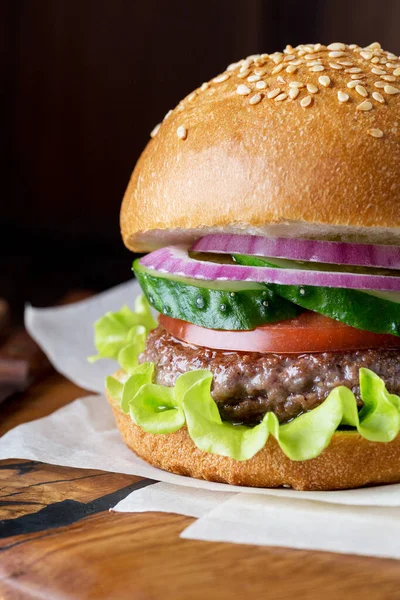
top-left (360, 51), bottom-right (373, 60)
top-left (267, 88), bottom-right (281, 99)
top-left (177, 125), bottom-right (187, 139)
top-left (394, 68), bottom-right (400, 76)
top-left (347, 79), bottom-right (361, 88)
top-left (275, 92), bottom-right (287, 102)
top-left (290, 60), bottom-right (302, 66)
top-left (366, 42), bottom-right (381, 50)
top-left (256, 80), bottom-right (267, 89)
top-left (356, 84), bottom-right (368, 97)
top-left (329, 51), bottom-right (345, 58)
top-left (327, 42), bottom-right (346, 51)
top-left (164, 109), bottom-right (172, 120)
top-left (237, 70), bottom-right (251, 79)
top-left (371, 56), bottom-right (379, 64)
top-left (386, 63), bottom-right (397, 69)
top-left (237, 84), bottom-right (251, 95)
top-left (187, 91), bottom-right (197, 102)
top-left (329, 62), bottom-right (343, 70)
top-left (289, 87), bottom-right (300, 99)
top-left (249, 93), bottom-right (262, 105)
top-left (200, 82), bottom-right (209, 91)
top-left (368, 128), bottom-right (384, 138)
top-left (227, 62), bottom-right (240, 71)
top-left (289, 81), bottom-right (305, 88)
top-left (247, 74), bottom-right (261, 82)
top-left (213, 73), bottom-right (230, 83)
top-left (338, 91), bottom-right (349, 102)
top-left (319, 75), bottom-right (330, 87)
top-left (314, 43), bottom-right (322, 51)
top-left (271, 54), bottom-right (283, 64)
top-left (381, 74), bottom-right (396, 82)
top-left (307, 60), bottom-right (322, 66)
top-left (284, 54), bottom-right (295, 61)
top-left (307, 83), bottom-right (318, 94)
top-left (310, 64), bottom-right (324, 72)
top-left (346, 67), bottom-right (363, 73)
top-left (371, 67), bottom-right (386, 75)
top-left (300, 95), bottom-right (313, 108)
top-left (384, 84), bottom-right (400, 94)
top-left (277, 75), bottom-right (286, 84)
top-left (150, 123), bottom-right (161, 138)
top-left (286, 65), bottom-right (297, 73)
top-left (351, 73), bottom-right (365, 79)
top-left (372, 91), bottom-right (385, 103)
top-left (254, 68), bottom-right (266, 76)
top-left (272, 63), bottom-right (284, 74)
top-left (356, 100), bottom-right (373, 111)
top-left (338, 61), bottom-right (353, 66)
top-left (374, 81), bottom-right (386, 88)
top-left (305, 54), bottom-right (317, 60)
top-left (240, 59), bottom-right (252, 71)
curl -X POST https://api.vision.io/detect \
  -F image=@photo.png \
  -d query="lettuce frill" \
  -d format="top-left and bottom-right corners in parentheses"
top-left (92, 297), bottom-right (400, 462)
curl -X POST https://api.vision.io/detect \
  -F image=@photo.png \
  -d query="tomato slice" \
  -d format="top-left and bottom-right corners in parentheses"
top-left (159, 312), bottom-right (400, 354)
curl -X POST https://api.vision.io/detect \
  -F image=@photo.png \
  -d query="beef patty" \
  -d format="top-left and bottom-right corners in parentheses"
top-left (140, 326), bottom-right (400, 425)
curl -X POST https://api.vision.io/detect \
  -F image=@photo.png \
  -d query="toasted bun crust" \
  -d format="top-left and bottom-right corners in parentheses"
top-left (121, 42), bottom-right (400, 252)
top-left (107, 375), bottom-right (400, 491)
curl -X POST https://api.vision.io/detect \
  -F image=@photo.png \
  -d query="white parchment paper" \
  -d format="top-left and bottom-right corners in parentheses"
top-left (181, 494), bottom-right (400, 559)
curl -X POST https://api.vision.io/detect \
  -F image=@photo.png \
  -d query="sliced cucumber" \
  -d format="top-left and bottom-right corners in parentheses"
top-left (133, 259), bottom-right (300, 331)
top-left (234, 255), bottom-right (400, 337)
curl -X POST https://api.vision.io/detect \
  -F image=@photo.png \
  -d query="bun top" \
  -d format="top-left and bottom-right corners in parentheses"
top-left (121, 42), bottom-right (400, 252)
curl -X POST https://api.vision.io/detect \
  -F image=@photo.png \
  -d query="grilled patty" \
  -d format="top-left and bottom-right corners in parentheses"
top-left (140, 326), bottom-right (400, 425)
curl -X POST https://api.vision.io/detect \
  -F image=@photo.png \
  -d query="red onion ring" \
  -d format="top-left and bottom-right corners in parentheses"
top-left (139, 246), bottom-right (400, 292)
top-left (192, 234), bottom-right (400, 270)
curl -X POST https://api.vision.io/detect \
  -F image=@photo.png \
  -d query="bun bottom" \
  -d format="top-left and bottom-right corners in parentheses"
top-left (107, 387), bottom-right (400, 491)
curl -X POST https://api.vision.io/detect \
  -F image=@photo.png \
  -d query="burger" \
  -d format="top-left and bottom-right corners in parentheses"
top-left (91, 42), bottom-right (400, 491)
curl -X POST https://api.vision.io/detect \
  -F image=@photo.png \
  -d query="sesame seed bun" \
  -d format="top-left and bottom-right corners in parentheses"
top-left (120, 42), bottom-right (400, 252)
top-left (107, 374), bottom-right (400, 491)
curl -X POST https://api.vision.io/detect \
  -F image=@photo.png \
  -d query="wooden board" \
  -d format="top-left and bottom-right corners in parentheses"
top-left (1, 372), bottom-right (400, 598)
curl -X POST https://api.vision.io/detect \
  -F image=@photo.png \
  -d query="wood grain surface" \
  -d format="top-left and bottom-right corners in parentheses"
top-left (1, 365), bottom-right (400, 598)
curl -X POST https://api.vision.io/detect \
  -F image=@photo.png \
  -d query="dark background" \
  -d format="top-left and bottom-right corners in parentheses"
top-left (2, 0), bottom-right (400, 317)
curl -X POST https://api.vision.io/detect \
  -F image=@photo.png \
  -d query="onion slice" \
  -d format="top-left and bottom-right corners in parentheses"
top-left (139, 246), bottom-right (400, 292)
top-left (192, 234), bottom-right (400, 270)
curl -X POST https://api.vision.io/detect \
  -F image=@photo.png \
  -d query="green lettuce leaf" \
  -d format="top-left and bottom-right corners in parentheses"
top-left (182, 375), bottom-right (270, 460)
top-left (88, 295), bottom-right (156, 363)
top-left (128, 370), bottom-right (212, 434)
top-left (121, 363), bottom-right (154, 413)
top-left (105, 376), bottom-right (124, 403)
top-left (358, 368), bottom-right (400, 442)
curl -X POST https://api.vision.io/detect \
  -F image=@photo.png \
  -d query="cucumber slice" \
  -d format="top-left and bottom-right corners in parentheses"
top-left (133, 259), bottom-right (300, 331)
top-left (234, 254), bottom-right (400, 337)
